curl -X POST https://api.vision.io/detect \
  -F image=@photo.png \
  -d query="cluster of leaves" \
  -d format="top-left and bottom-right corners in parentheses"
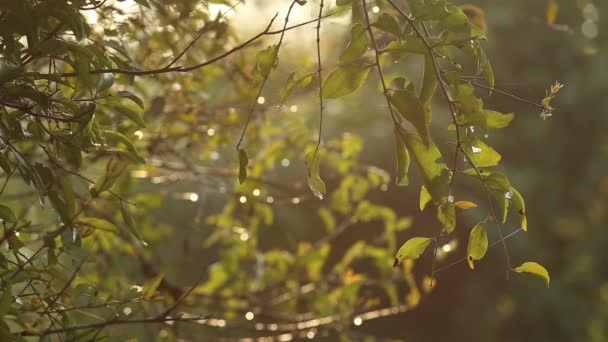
top-left (0, 0), bottom-right (559, 340)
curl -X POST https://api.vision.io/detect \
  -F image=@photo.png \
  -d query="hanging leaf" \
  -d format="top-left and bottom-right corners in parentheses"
top-left (121, 203), bottom-right (146, 245)
top-left (388, 89), bottom-right (429, 144)
top-left (306, 150), bottom-right (326, 200)
top-left (454, 201), bottom-right (478, 209)
top-left (419, 185), bottom-right (431, 211)
top-left (96, 73), bottom-right (115, 93)
top-left (394, 130), bottom-right (410, 186)
top-left (419, 53), bottom-right (437, 104)
top-left (486, 110), bottom-right (514, 129)
top-left (115, 90), bottom-right (144, 109)
top-left (279, 70), bottom-right (314, 105)
top-left (322, 64), bottom-right (372, 99)
top-left (467, 223), bottom-right (488, 269)
top-left (238, 148), bottom-right (248, 184)
top-left (509, 187), bottom-right (527, 231)
top-left (514, 262), bottom-right (550, 287)
top-left (373, 13), bottom-right (402, 37)
top-left (0, 204), bottom-right (17, 223)
top-left (102, 102), bottom-right (147, 128)
top-left (252, 44), bottom-right (279, 83)
top-left (463, 136), bottom-right (501, 167)
top-left (437, 203), bottom-right (456, 233)
top-left (394, 237), bottom-right (433, 267)
top-left (143, 273), bottom-right (164, 299)
top-left (339, 23), bottom-right (370, 63)
top-left (402, 132), bottom-right (450, 205)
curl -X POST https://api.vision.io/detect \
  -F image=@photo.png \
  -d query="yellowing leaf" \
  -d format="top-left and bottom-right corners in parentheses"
top-left (420, 185), bottom-right (431, 211)
top-left (467, 223), bottom-right (488, 269)
top-left (546, 1), bottom-right (559, 25)
top-left (454, 201), bottom-right (478, 209)
top-left (509, 187), bottom-right (527, 231)
top-left (394, 237), bottom-right (433, 267)
top-left (514, 262), bottom-right (550, 287)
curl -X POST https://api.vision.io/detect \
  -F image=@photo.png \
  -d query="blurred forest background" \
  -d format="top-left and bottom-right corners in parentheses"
top-left (0, 0), bottom-right (607, 341)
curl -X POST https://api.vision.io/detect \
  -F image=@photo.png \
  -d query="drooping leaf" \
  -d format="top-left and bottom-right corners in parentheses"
top-left (388, 89), bottom-right (429, 143)
top-left (279, 70), bottom-right (314, 105)
top-left (402, 132), bottom-right (450, 204)
top-left (0, 204), bottom-right (17, 223)
top-left (509, 187), bottom-right (527, 231)
top-left (115, 91), bottom-right (144, 109)
top-left (373, 13), bottom-right (402, 37)
top-left (514, 262), bottom-right (550, 287)
top-left (252, 44), bottom-right (279, 83)
top-left (121, 203), bottom-right (146, 245)
top-left (306, 150), bottom-right (326, 199)
top-left (419, 53), bottom-right (437, 104)
top-left (419, 185), bottom-right (431, 211)
top-left (463, 136), bottom-right (501, 167)
top-left (339, 23), bottom-right (370, 63)
top-left (143, 273), bottom-right (164, 299)
top-left (467, 223), bottom-right (488, 269)
top-left (394, 237), bottom-right (433, 267)
top-left (437, 203), bottom-right (456, 233)
top-left (486, 110), bottom-right (514, 129)
top-left (322, 64), bottom-right (372, 99)
top-left (0, 153), bottom-right (11, 174)
top-left (102, 102), bottom-right (147, 128)
top-left (394, 130), bottom-right (410, 186)
top-left (238, 148), bottom-right (248, 184)
top-left (96, 73), bottom-right (115, 93)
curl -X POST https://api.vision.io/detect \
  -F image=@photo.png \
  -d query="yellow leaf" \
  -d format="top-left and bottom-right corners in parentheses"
top-left (454, 201), bottom-right (478, 209)
top-left (514, 262), bottom-right (550, 287)
top-left (547, 1), bottom-right (559, 25)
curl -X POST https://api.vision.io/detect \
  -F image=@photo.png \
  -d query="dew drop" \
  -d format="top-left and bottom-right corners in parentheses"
top-left (471, 146), bottom-right (482, 154)
top-left (505, 191), bottom-right (513, 199)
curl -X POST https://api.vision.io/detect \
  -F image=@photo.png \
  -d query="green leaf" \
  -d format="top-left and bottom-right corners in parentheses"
top-left (102, 102), bottom-right (147, 128)
top-left (486, 110), bottom-right (514, 129)
top-left (115, 91), bottom-right (144, 109)
top-left (0, 153), bottom-right (11, 174)
top-left (252, 45), bottom-right (279, 83)
top-left (437, 203), bottom-right (456, 233)
top-left (339, 23), bottom-right (370, 63)
top-left (322, 64), bottom-right (372, 99)
top-left (48, 191), bottom-right (70, 225)
top-left (388, 89), bottom-right (429, 143)
top-left (238, 148), bottom-right (248, 184)
top-left (467, 223), bottom-right (488, 269)
top-left (394, 237), bottom-right (433, 267)
top-left (279, 70), bottom-right (314, 105)
top-left (419, 185), bottom-right (431, 211)
top-left (513, 262), bottom-right (550, 287)
top-left (143, 273), bottom-right (164, 299)
top-left (96, 73), bottom-right (115, 93)
top-left (0, 58), bottom-right (21, 85)
top-left (0, 284), bottom-right (13, 315)
top-left (373, 13), bottom-right (402, 37)
top-left (306, 150), bottom-right (326, 199)
top-left (394, 130), bottom-right (410, 186)
top-left (464, 169), bottom-right (511, 223)
top-left (419, 53), bottom-right (437, 104)
top-left (105, 131), bottom-right (138, 153)
top-left (0, 204), bottom-right (17, 223)
top-left (463, 136), bottom-right (501, 167)
top-left (509, 187), bottom-right (527, 231)
top-left (121, 203), bottom-right (146, 245)
top-left (402, 132), bottom-right (450, 204)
